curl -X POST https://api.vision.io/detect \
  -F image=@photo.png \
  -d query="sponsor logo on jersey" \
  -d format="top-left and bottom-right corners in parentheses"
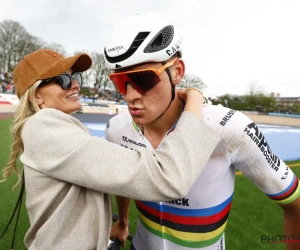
top-left (165, 198), bottom-right (190, 206)
top-left (244, 123), bottom-right (280, 171)
top-left (122, 136), bottom-right (146, 148)
top-left (281, 166), bottom-right (289, 180)
top-left (217, 236), bottom-right (224, 250)
top-left (220, 109), bottom-right (236, 126)
top-left (166, 38), bottom-right (182, 57)
top-left (120, 144), bottom-right (133, 150)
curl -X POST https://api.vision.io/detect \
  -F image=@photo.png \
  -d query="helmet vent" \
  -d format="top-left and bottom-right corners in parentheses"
top-left (144, 25), bottom-right (174, 53)
top-left (131, 32), bottom-right (151, 49)
top-left (104, 32), bottom-right (150, 63)
top-left (151, 33), bottom-right (163, 48)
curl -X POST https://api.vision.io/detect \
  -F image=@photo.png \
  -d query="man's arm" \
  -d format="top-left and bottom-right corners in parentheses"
top-left (221, 110), bottom-right (300, 248)
top-left (281, 196), bottom-right (300, 250)
top-left (110, 196), bottom-right (131, 247)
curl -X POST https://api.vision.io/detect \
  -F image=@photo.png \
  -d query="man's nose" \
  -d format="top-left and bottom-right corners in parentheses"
top-left (125, 83), bottom-right (141, 99)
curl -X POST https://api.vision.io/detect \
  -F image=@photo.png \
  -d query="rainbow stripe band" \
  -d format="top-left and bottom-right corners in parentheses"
top-left (135, 195), bottom-right (233, 248)
top-left (267, 174), bottom-right (300, 205)
top-left (138, 211), bottom-right (226, 248)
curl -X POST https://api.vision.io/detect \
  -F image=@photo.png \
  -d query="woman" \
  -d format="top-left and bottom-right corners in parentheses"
top-left (1, 49), bottom-right (219, 250)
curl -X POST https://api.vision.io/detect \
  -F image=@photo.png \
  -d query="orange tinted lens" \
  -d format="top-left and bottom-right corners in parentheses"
top-left (127, 70), bottom-right (160, 93)
top-left (109, 74), bottom-right (128, 95)
top-left (110, 70), bottom-right (161, 95)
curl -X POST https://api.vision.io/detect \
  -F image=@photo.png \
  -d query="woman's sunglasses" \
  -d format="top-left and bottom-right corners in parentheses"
top-left (109, 58), bottom-right (177, 95)
top-left (39, 72), bottom-right (83, 90)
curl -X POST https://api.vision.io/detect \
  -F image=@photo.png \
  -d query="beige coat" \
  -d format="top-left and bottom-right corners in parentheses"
top-left (20, 108), bottom-right (219, 250)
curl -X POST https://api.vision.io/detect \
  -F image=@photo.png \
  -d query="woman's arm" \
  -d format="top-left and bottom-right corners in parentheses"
top-left (21, 106), bottom-right (219, 201)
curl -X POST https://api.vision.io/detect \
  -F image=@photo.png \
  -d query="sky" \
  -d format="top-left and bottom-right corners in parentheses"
top-left (0, 0), bottom-right (300, 97)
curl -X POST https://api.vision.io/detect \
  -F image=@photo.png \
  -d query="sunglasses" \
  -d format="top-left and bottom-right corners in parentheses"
top-left (39, 72), bottom-right (83, 89)
top-left (109, 58), bottom-right (177, 95)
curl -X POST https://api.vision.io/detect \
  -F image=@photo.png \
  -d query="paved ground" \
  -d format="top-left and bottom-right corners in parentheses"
top-left (0, 106), bottom-right (15, 120)
top-left (0, 103), bottom-right (119, 120)
top-left (0, 94), bottom-right (121, 119)
top-left (0, 108), bottom-right (116, 122)
top-left (72, 113), bottom-right (114, 123)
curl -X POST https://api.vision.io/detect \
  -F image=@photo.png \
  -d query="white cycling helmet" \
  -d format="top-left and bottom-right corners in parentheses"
top-left (104, 12), bottom-right (183, 70)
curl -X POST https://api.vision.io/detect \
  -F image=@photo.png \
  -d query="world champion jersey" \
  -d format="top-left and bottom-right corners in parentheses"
top-left (105, 105), bottom-right (300, 250)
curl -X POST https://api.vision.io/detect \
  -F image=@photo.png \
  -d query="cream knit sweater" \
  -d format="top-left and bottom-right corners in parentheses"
top-left (19, 108), bottom-right (219, 250)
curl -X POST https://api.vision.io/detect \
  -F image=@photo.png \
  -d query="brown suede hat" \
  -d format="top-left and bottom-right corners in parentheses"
top-left (13, 49), bottom-right (92, 98)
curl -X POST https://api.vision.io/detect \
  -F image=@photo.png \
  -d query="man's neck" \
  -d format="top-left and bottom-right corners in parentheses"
top-left (142, 97), bottom-right (183, 148)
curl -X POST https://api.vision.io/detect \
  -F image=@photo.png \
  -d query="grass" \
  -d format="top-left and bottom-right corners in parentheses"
top-left (227, 163), bottom-right (300, 250)
top-left (0, 119), bottom-right (30, 250)
top-left (0, 118), bottom-right (299, 250)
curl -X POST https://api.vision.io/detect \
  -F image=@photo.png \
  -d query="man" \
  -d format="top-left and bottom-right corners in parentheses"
top-left (104, 12), bottom-right (300, 250)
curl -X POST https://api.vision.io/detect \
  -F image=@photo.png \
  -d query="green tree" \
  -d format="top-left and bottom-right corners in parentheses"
top-left (0, 20), bottom-right (43, 72)
top-left (45, 43), bottom-right (66, 56)
top-left (90, 52), bottom-right (110, 89)
top-left (73, 51), bottom-right (93, 86)
top-left (178, 73), bottom-right (207, 90)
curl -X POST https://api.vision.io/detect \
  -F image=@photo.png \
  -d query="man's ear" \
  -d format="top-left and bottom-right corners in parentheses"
top-left (172, 59), bottom-right (185, 86)
top-left (35, 92), bottom-right (44, 105)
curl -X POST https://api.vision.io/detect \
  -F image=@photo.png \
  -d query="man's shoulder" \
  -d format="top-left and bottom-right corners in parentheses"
top-left (106, 111), bottom-right (133, 134)
top-left (109, 111), bottom-right (132, 125)
top-left (203, 104), bottom-right (233, 114)
top-left (202, 104), bottom-right (237, 124)
top-left (202, 104), bottom-right (251, 136)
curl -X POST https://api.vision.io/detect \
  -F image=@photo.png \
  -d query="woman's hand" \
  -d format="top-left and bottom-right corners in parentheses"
top-left (177, 88), bottom-right (204, 118)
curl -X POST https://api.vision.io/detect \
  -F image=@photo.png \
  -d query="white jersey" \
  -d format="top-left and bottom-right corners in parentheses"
top-left (105, 105), bottom-right (300, 250)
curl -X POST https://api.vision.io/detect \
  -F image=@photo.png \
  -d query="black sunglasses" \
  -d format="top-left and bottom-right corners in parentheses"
top-left (39, 72), bottom-right (83, 89)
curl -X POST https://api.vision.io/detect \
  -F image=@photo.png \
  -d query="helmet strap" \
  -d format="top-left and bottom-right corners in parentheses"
top-left (153, 61), bottom-right (175, 120)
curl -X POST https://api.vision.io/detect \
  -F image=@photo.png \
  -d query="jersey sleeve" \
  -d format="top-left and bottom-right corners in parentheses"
top-left (105, 111), bottom-right (131, 144)
top-left (105, 120), bottom-right (117, 143)
top-left (226, 111), bottom-right (300, 205)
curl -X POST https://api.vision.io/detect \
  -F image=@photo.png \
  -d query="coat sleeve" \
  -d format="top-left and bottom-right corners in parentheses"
top-left (21, 109), bottom-right (220, 201)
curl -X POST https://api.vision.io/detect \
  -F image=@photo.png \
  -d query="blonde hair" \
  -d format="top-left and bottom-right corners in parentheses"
top-left (1, 80), bottom-right (42, 189)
